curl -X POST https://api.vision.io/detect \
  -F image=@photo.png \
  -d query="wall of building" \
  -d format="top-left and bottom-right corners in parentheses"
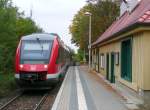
top-left (99, 42), bottom-right (120, 77)
top-left (99, 40), bottom-right (139, 91)
top-left (132, 31), bottom-right (150, 90)
top-left (120, 0), bottom-right (140, 16)
top-left (132, 32), bottom-right (144, 91)
top-left (96, 31), bottom-right (150, 91)
top-left (142, 31), bottom-right (150, 90)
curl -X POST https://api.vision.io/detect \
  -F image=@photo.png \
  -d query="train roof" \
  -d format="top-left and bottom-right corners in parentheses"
top-left (21, 33), bottom-right (71, 53)
top-left (21, 33), bottom-right (58, 41)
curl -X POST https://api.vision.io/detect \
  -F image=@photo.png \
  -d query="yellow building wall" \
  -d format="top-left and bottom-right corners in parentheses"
top-left (99, 42), bottom-right (120, 78)
top-left (97, 32), bottom-right (150, 91)
top-left (142, 31), bottom-right (150, 90)
top-left (133, 31), bottom-right (150, 90)
top-left (132, 32), bottom-right (144, 90)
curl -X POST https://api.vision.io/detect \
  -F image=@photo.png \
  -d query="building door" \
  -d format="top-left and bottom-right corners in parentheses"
top-left (121, 39), bottom-right (132, 82)
top-left (96, 51), bottom-right (98, 72)
top-left (111, 52), bottom-right (115, 83)
top-left (106, 53), bottom-right (109, 80)
top-left (96, 49), bottom-right (99, 72)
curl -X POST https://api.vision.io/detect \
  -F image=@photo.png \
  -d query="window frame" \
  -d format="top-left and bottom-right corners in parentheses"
top-left (115, 52), bottom-right (119, 65)
top-left (100, 54), bottom-right (105, 69)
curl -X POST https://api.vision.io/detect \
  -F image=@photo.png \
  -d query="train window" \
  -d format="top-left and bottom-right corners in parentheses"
top-left (24, 43), bottom-right (49, 51)
top-left (20, 40), bottom-right (53, 64)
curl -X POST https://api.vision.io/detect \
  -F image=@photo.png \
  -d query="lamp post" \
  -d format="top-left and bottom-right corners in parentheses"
top-left (85, 12), bottom-right (92, 69)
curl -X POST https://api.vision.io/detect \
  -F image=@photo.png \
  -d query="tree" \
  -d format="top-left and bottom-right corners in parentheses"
top-left (16, 17), bottom-right (43, 39)
top-left (69, 1), bottom-right (119, 51)
top-left (0, 0), bottom-right (43, 73)
top-left (72, 49), bottom-right (84, 62)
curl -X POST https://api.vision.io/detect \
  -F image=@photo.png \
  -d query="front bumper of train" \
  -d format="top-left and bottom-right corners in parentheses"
top-left (15, 73), bottom-right (60, 89)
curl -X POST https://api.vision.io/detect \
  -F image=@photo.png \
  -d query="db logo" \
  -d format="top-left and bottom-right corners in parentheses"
top-left (30, 66), bottom-right (36, 71)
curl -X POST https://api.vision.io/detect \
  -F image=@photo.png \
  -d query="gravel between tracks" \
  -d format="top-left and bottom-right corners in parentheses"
top-left (0, 83), bottom-right (61, 110)
top-left (3, 91), bottom-right (44, 110)
top-left (0, 89), bottom-right (22, 108)
top-left (39, 84), bottom-right (61, 110)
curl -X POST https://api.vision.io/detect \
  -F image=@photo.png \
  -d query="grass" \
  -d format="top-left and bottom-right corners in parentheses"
top-left (0, 72), bottom-right (17, 97)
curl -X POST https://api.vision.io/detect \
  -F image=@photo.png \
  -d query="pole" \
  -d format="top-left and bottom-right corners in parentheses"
top-left (83, 48), bottom-right (86, 64)
top-left (89, 15), bottom-right (91, 69)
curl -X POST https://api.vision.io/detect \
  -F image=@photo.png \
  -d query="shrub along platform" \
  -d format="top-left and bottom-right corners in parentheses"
top-left (0, 73), bottom-right (17, 97)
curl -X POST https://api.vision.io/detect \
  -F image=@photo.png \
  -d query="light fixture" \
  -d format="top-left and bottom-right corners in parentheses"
top-left (44, 65), bottom-right (48, 68)
top-left (20, 64), bottom-right (23, 68)
top-left (84, 12), bottom-right (92, 16)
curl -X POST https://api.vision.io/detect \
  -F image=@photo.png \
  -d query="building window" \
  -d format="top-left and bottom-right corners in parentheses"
top-left (100, 54), bottom-right (105, 69)
top-left (115, 52), bottom-right (119, 65)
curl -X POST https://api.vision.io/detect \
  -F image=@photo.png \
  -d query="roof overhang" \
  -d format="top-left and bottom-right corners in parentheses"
top-left (92, 22), bottom-right (150, 49)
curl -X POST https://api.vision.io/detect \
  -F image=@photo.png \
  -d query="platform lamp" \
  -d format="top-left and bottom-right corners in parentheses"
top-left (86, 0), bottom-right (97, 4)
top-left (84, 12), bottom-right (92, 69)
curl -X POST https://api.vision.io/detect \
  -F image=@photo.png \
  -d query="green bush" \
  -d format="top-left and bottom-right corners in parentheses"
top-left (0, 72), bottom-right (17, 97)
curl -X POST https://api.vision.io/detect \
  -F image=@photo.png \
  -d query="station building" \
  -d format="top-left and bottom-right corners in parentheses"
top-left (91, 0), bottom-right (150, 93)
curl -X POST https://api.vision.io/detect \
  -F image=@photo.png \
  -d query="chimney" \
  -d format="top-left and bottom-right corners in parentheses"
top-left (120, 0), bottom-right (141, 16)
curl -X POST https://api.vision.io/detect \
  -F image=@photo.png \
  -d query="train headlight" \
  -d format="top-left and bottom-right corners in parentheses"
top-left (44, 65), bottom-right (48, 69)
top-left (20, 64), bottom-right (23, 68)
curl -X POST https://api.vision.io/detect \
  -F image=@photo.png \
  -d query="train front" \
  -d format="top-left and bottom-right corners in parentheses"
top-left (15, 34), bottom-right (58, 89)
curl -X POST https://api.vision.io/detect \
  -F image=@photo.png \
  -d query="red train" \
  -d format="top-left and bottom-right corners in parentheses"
top-left (15, 33), bottom-right (71, 89)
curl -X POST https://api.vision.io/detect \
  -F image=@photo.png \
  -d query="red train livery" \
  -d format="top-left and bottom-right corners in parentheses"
top-left (15, 33), bottom-right (71, 89)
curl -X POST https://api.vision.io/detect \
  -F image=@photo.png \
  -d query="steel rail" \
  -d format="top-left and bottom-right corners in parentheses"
top-left (0, 93), bottom-right (22, 110)
top-left (33, 92), bottom-right (49, 110)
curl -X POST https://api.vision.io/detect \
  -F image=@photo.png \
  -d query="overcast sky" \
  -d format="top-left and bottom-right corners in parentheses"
top-left (12, 0), bottom-right (86, 52)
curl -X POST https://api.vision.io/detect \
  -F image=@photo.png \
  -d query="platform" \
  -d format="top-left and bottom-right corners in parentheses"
top-left (51, 66), bottom-right (128, 110)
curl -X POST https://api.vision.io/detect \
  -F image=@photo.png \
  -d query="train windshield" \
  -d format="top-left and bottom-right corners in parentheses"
top-left (20, 40), bottom-right (53, 64)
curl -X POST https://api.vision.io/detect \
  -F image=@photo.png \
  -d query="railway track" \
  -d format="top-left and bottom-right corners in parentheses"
top-left (33, 92), bottom-right (49, 110)
top-left (0, 93), bottom-right (23, 110)
top-left (0, 84), bottom-right (60, 110)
